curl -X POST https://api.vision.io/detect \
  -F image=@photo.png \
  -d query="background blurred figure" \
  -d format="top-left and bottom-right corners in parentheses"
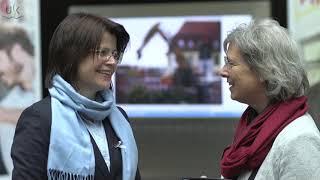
top-left (11, 13), bottom-right (140, 180)
top-left (171, 47), bottom-right (197, 88)
top-left (219, 19), bottom-right (320, 180)
top-left (0, 23), bottom-right (34, 123)
top-left (0, 23), bottom-right (35, 178)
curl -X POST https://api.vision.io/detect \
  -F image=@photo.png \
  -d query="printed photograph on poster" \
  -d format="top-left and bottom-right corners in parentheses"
top-left (0, 0), bottom-right (41, 179)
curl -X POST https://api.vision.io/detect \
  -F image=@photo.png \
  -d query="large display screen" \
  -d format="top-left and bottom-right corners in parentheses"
top-left (69, 1), bottom-right (270, 118)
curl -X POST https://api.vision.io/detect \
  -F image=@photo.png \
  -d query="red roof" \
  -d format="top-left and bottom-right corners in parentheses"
top-left (173, 21), bottom-right (220, 41)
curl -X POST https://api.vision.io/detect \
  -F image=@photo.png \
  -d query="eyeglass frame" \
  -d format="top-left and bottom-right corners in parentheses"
top-left (92, 48), bottom-right (123, 64)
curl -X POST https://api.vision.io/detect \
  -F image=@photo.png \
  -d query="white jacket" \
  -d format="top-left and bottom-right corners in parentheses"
top-left (237, 113), bottom-right (320, 180)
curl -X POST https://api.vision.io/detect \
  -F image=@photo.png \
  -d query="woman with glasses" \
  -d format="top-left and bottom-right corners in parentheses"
top-left (219, 19), bottom-right (320, 180)
top-left (11, 13), bottom-right (140, 180)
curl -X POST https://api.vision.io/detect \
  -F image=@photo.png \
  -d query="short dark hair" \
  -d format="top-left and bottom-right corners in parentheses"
top-left (0, 23), bottom-right (34, 56)
top-left (45, 13), bottom-right (130, 88)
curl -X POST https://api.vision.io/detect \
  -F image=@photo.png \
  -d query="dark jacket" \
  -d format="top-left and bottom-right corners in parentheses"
top-left (11, 96), bottom-right (140, 180)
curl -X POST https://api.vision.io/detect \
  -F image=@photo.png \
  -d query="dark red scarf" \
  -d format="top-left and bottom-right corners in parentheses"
top-left (220, 96), bottom-right (308, 178)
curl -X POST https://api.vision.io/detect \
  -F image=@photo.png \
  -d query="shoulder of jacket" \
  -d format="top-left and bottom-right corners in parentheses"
top-left (272, 113), bottom-right (320, 151)
top-left (26, 96), bottom-right (50, 113)
top-left (21, 96), bottom-right (52, 125)
top-left (116, 106), bottom-right (129, 122)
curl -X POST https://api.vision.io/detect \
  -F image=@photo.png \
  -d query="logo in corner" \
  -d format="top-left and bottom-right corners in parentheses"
top-left (0, 0), bottom-right (23, 19)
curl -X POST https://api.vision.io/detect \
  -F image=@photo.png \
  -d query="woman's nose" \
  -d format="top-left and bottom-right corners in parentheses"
top-left (218, 65), bottom-right (229, 78)
top-left (105, 56), bottom-right (117, 65)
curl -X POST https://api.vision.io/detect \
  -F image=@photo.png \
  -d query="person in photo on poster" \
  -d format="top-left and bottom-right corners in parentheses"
top-left (0, 22), bottom-right (35, 177)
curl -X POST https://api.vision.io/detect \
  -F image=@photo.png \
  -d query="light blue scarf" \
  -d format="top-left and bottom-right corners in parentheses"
top-left (47, 75), bottom-right (138, 180)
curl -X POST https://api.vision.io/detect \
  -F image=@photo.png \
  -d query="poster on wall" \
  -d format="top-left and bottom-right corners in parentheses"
top-left (288, 0), bottom-right (320, 85)
top-left (0, 0), bottom-right (41, 178)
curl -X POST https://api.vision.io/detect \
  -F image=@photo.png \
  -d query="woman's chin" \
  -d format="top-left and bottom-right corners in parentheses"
top-left (230, 93), bottom-right (238, 101)
top-left (98, 82), bottom-right (111, 90)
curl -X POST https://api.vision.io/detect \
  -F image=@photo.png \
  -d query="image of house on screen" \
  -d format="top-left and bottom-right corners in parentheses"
top-left (116, 20), bottom-right (222, 104)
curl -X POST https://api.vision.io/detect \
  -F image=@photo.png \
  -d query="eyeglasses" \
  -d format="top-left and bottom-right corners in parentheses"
top-left (94, 48), bottom-right (122, 64)
top-left (223, 56), bottom-right (236, 69)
